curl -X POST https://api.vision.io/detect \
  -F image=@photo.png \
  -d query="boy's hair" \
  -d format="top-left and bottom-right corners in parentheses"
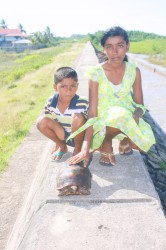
top-left (54, 67), bottom-right (78, 84)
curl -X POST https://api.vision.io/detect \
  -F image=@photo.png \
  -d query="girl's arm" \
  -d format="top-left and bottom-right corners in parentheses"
top-left (67, 79), bottom-right (98, 167)
top-left (81, 79), bottom-right (98, 149)
top-left (132, 67), bottom-right (144, 124)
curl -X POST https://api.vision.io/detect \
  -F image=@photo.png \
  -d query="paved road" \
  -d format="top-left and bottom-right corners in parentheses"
top-left (128, 53), bottom-right (166, 132)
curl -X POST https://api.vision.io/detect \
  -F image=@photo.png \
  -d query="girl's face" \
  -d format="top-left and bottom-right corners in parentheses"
top-left (103, 36), bottom-right (129, 63)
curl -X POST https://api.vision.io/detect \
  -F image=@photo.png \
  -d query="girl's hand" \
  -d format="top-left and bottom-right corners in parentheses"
top-left (67, 151), bottom-right (90, 168)
top-left (133, 107), bottom-right (143, 125)
top-left (133, 113), bottom-right (139, 125)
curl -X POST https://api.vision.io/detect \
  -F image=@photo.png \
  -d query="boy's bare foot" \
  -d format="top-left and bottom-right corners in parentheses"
top-left (51, 144), bottom-right (59, 154)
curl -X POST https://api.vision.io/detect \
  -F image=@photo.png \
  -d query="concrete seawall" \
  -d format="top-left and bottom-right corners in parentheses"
top-left (128, 53), bottom-right (166, 77)
top-left (6, 42), bottom-right (166, 250)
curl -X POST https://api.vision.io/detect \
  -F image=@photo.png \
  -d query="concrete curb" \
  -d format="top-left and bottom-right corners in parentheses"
top-left (128, 53), bottom-right (166, 77)
top-left (6, 139), bottom-right (53, 250)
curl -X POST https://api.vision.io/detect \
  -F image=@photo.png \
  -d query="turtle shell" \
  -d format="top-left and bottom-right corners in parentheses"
top-left (56, 162), bottom-right (92, 196)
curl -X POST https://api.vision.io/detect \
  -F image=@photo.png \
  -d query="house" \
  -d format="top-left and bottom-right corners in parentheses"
top-left (0, 28), bottom-right (29, 46)
top-left (12, 39), bottom-right (32, 47)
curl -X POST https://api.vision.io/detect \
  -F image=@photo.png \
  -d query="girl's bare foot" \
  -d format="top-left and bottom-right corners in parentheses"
top-left (100, 152), bottom-right (115, 166)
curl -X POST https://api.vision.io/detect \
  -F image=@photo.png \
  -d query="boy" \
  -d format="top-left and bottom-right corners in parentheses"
top-left (36, 67), bottom-right (88, 161)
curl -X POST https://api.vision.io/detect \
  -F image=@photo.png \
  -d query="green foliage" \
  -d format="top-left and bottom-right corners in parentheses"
top-left (30, 26), bottom-right (56, 46)
top-left (129, 38), bottom-right (166, 55)
top-left (15, 54), bottom-right (38, 62)
top-left (159, 162), bottom-right (166, 172)
top-left (87, 30), bottom-right (103, 50)
top-left (128, 30), bottom-right (165, 42)
top-left (0, 44), bottom-right (71, 87)
top-left (129, 38), bottom-right (166, 66)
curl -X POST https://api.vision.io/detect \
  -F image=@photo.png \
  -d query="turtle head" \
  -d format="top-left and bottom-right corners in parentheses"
top-left (70, 185), bottom-right (78, 192)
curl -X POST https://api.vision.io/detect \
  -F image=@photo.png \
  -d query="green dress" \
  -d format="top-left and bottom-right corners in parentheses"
top-left (67, 62), bottom-right (155, 152)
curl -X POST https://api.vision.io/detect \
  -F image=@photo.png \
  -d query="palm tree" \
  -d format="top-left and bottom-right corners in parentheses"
top-left (30, 31), bottom-right (43, 44)
top-left (0, 19), bottom-right (8, 29)
top-left (43, 26), bottom-right (54, 44)
top-left (17, 23), bottom-right (26, 33)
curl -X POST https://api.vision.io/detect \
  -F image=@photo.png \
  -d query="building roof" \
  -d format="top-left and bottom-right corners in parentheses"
top-left (0, 28), bottom-right (27, 37)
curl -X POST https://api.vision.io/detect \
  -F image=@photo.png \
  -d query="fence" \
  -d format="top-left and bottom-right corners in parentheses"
top-left (0, 44), bottom-right (46, 53)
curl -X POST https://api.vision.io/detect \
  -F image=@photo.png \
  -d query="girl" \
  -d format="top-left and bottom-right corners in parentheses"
top-left (67, 26), bottom-right (155, 167)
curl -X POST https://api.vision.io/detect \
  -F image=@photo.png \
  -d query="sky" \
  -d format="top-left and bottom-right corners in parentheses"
top-left (0, 0), bottom-right (166, 37)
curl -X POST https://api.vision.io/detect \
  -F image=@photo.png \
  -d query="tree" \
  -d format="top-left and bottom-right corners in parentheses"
top-left (17, 23), bottom-right (26, 33)
top-left (30, 26), bottom-right (54, 46)
top-left (0, 19), bottom-right (8, 29)
top-left (30, 31), bottom-right (44, 44)
top-left (43, 26), bottom-right (54, 44)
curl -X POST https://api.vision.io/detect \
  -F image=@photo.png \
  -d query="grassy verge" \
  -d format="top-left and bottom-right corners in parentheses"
top-left (0, 45), bottom-right (72, 88)
top-left (130, 38), bottom-right (166, 67)
top-left (0, 42), bottom-right (85, 171)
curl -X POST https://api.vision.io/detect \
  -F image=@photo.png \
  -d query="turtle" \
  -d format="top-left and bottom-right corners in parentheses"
top-left (56, 161), bottom-right (92, 196)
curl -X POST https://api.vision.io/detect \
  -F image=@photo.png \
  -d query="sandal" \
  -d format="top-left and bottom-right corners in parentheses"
top-left (119, 139), bottom-right (133, 155)
top-left (99, 152), bottom-right (115, 167)
top-left (51, 151), bottom-right (67, 161)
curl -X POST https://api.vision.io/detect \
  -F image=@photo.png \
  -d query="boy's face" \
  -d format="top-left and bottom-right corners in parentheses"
top-left (54, 77), bottom-right (78, 101)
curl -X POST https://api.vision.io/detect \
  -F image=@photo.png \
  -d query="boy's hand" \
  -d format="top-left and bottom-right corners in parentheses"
top-left (67, 151), bottom-right (90, 168)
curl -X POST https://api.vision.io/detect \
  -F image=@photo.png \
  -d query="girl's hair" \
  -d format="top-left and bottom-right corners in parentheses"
top-left (54, 67), bottom-right (78, 84)
top-left (100, 26), bottom-right (129, 62)
top-left (101, 26), bottom-right (129, 46)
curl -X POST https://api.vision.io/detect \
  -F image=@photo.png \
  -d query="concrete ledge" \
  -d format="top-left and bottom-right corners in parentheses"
top-left (18, 203), bottom-right (166, 250)
top-left (6, 42), bottom-right (166, 250)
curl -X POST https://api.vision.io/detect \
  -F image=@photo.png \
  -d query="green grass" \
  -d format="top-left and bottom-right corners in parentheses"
top-left (159, 162), bottom-right (166, 172)
top-left (0, 42), bottom-right (85, 171)
top-left (130, 38), bottom-right (166, 67)
top-left (0, 45), bottom-right (72, 88)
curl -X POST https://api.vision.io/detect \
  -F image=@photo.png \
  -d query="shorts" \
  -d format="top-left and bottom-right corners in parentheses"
top-left (64, 130), bottom-right (75, 147)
